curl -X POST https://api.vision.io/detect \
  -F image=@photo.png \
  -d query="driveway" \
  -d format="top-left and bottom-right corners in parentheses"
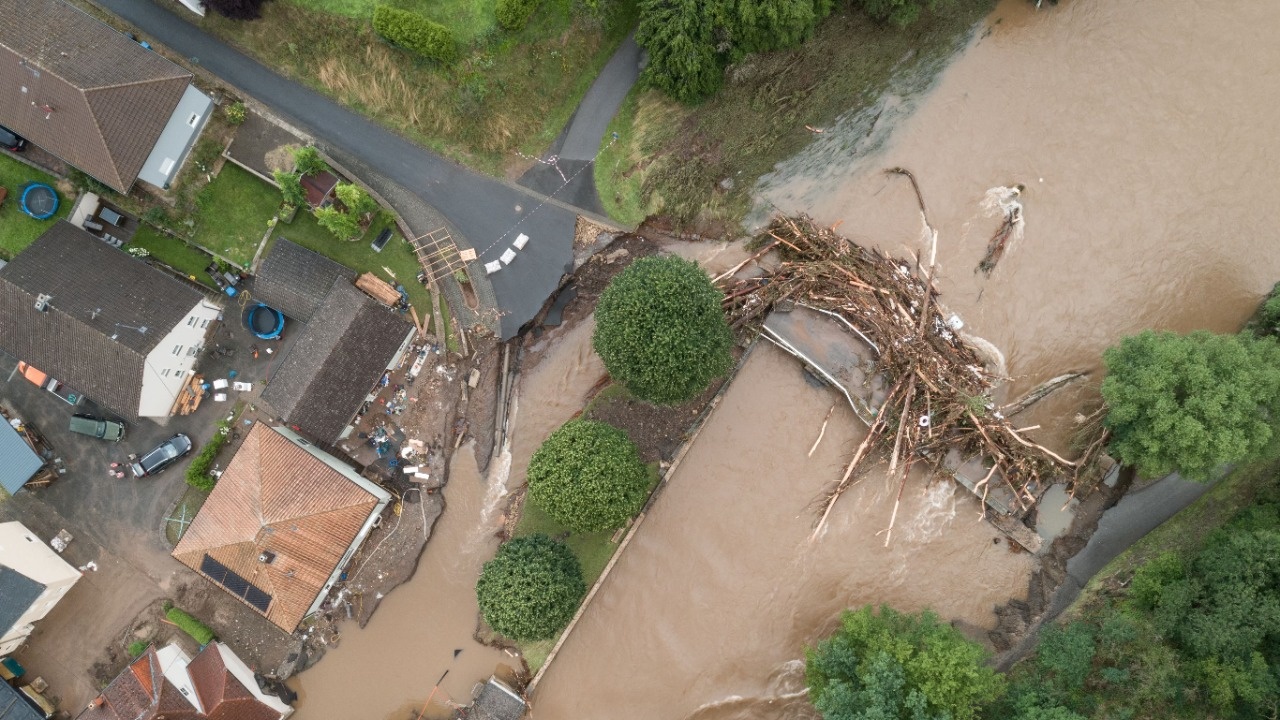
top-left (0, 304), bottom-right (293, 710)
top-left (95, 0), bottom-right (582, 339)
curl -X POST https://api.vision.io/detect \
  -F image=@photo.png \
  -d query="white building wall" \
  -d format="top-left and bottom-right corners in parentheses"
top-left (139, 299), bottom-right (222, 417)
top-left (0, 522), bottom-right (80, 655)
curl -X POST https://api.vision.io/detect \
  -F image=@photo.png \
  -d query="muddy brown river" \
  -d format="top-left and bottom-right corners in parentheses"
top-left (531, 0), bottom-right (1280, 718)
top-left (298, 0), bottom-right (1280, 717)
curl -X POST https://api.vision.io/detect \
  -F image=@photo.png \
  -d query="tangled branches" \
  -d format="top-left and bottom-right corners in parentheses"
top-left (721, 195), bottom-right (1085, 543)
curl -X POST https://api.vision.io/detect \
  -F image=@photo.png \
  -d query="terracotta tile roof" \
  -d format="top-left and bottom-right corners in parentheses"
top-left (77, 645), bottom-right (283, 720)
top-left (172, 424), bottom-right (382, 630)
top-left (77, 648), bottom-right (202, 720)
top-left (261, 280), bottom-right (412, 444)
top-left (251, 238), bottom-right (356, 323)
top-left (0, 0), bottom-right (193, 192)
top-left (0, 222), bottom-right (205, 419)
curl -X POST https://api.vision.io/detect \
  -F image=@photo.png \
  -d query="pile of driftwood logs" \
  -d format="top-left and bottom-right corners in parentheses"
top-left (718, 171), bottom-right (1101, 543)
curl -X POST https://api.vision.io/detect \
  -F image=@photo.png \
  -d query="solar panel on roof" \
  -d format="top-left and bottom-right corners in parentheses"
top-left (200, 554), bottom-right (272, 613)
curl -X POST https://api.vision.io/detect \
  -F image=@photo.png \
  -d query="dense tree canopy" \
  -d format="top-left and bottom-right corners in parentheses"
top-left (593, 255), bottom-right (734, 404)
top-left (528, 419), bottom-right (651, 532)
top-left (806, 606), bottom-right (1004, 720)
top-left (475, 535), bottom-right (585, 641)
top-left (1101, 330), bottom-right (1280, 480)
top-left (636, 0), bottom-right (832, 103)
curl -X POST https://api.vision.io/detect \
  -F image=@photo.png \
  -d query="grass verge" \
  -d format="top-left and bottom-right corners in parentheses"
top-left (164, 484), bottom-right (211, 546)
top-left (0, 153), bottom-right (72, 259)
top-left (197, 0), bottom-right (637, 174)
top-left (597, 0), bottom-right (994, 228)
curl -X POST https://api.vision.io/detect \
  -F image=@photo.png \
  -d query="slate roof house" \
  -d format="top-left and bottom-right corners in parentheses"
top-left (172, 423), bottom-right (391, 632)
top-left (254, 239), bottom-right (415, 444)
top-left (0, 0), bottom-right (213, 192)
top-left (0, 223), bottom-right (222, 419)
top-left (0, 680), bottom-right (45, 720)
top-left (0, 522), bottom-right (81, 657)
top-left (251, 238), bottom-right (355, 323)
top-left (78, 642), bottom-right (292, 720)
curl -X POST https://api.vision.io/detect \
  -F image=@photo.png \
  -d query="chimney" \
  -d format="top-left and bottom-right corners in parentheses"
top-left (259, 550), bottom-right (276, 564)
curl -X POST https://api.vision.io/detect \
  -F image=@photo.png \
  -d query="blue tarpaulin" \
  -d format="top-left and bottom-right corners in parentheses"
top-left (0, 419), bottom-right (43, 495)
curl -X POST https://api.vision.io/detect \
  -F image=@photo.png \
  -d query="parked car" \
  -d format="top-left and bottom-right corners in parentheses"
top-left (68, 414), bottom-right (125, 442)
top-left (0, 125), bottom-right (26, 152)
top-left (129, 434), bottom-right (192, 477)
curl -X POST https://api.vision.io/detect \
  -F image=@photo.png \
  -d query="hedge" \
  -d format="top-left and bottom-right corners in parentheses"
top-left (185, 422), bottom-right (230, 492)
top-left (373, 5), bottom-right (458, 64)
top-left (496, 0), bottom-right (540, 31)
top-left (166, 607), bottom-right (215, 645)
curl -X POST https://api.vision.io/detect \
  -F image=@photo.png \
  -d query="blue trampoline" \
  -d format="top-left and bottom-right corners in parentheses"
top-left (19, 183), bottom-right (58, 220)
top-left (247, 303), bottom-right (285, 340)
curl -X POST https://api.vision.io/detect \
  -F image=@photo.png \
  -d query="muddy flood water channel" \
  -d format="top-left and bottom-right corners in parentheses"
top-left (530, 344), bottom-right (1033, 720)
top-left (294, 320), bottom-right (605, 719)
top-left (533, 0), bottom-right (1280, 718)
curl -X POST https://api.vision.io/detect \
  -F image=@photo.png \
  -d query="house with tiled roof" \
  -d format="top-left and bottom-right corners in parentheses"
top-left (172, 423), bottom-right (391, 632)
top-left (0, 522), bottom-right (80, 657)
top-left (0, 0), bottom-right (213, 192)
top-left (261, 279), bottom-right (414, 445)
top-left (77, 642), bottom-right (291, 720)
top-left (250, 238), bottom-right (356, 323)
top-left (0, 222), bottom-right (222, 419)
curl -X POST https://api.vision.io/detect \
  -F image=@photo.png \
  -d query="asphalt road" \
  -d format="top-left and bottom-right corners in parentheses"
top-left (97, 0), bottom-right (577, 338)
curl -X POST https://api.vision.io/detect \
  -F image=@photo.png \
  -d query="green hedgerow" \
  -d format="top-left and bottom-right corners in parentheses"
top-left (372, 5), bottom-right (458, 65)
top-left (166, 607), bottom-right (215, 646)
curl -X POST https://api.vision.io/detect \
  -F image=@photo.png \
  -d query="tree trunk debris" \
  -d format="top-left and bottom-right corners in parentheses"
top-left (720, 180), bottom-right (1103, 542)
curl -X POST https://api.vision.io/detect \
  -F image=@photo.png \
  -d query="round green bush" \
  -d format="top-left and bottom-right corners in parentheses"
top-left (593, 255), bottom-right (734, 405)
top-left (372, 5), bottom-right (458, 65)
top-left (476, 535), bottom-right (585, 641)
top-left (496, 0), bottom-right (540, 31)
top-left (528, 419), bottom-right (650, 532)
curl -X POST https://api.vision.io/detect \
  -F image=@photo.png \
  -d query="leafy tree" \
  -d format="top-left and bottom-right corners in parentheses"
top-left (496, 0), bottom-right (541, 30)
top-left (527, 419), bottom-right (651, 532)
top-left (335, 182), bottom-right (377, 219)
top-left (806, 606), bottom-right (1005, 720)
top-left (636, 0), bottom-right (723, 103)
top-left (593, 255), bottom-right (734, 404)
top-left (1101, 330), bottom-right (1280, 480)
top-left (1035, 622), bottom-right (1096, 702)
top-left (314, 205), bottom-right (361, 240)
top-left (291, 145), bottom-right (329, 176)
top-left (857, 0), bottom-right (938, 27)
top-left (203, 0), bottom-right (268, 20)
top-left (272, 170), bottom-right (306, 208)
top-left (475, 534), bottom-right (585, 641)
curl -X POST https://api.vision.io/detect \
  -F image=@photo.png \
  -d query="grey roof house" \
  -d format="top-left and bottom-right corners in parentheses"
top-left (0, 681), bottom-right (44, 720)
top-left (0, 222), bottom-right (223, 419)
top-left (262, 279), bottom-right (414, 445)
top-left (251, 239), bottom-right (356, 322)
top-left (0, 417), bottom-right (44, 496)
top-left (0, 0), bottom-right (213, 192)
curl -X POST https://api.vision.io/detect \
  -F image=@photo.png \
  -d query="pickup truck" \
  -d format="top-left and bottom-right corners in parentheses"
top-left (16, 362), bottom-right (85, 406)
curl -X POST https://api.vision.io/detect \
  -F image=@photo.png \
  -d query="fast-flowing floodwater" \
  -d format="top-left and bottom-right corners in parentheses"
top-left (295, 319), bottom-right (605, 719)
top-left (531, 0), bottom-right (1280, 718)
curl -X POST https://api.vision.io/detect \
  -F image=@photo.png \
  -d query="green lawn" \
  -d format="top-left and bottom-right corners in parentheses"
top-left (129, 225), bottom-right (217, 288)
top-left (190, 164), bottom-right (280, 266)
top-left (0, 154), bottom-right (72, 259)
top-left (272, 210), bottom-right (434, 316)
